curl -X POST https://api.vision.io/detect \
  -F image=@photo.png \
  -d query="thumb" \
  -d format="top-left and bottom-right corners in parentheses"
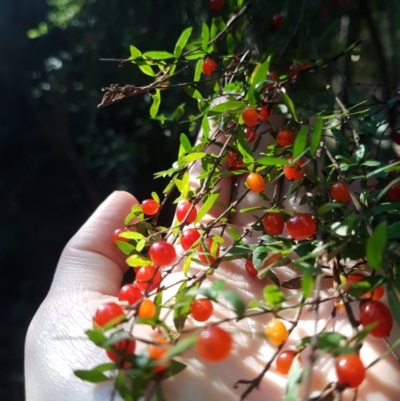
top-left (50, 191), bottom-right (138, 297)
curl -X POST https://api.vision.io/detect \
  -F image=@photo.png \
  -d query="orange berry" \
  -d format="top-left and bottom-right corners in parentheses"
top-left (148, 336), bottom-right (170, 372)
top-left (265, 319), bottom-right (288, 345)
top-left (138, 298), bottom-right (156, 319)
top-left (246, 172), bottom-right (265, 193)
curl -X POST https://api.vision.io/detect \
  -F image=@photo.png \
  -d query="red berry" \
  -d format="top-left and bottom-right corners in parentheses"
top-left (335, 353), bottom-right (365, 389)
top-left (287, 64), bottom-right (300, 80)
top-left (149, 241), bottom-right (177, 266)
top-left (276, 350), bottom-right (299, 375)
top-left (181, 228), bottom-right (201, 250)
top-left (202, 58), bottom-right (217, 76)
top-left (245, 127), bottom-right (257, 143)
top-left (210, 0), bottom-right (224, 12)
top-left (262, 213), bottom-right (284, 236)
top-left (106, 338), bottom-right (136, 364)
top-left (136, 266), bottom-right (162, 293)
top-left (196, 326), bottom-right (232, 362)
top-left (386, 181), bottom-right (400, 201)
top-left (277, 129), bottom-right (295, 147)
top-left (245, 259), bottom-right (258, 278)
top-left (112, 228), bottom-right (129, 245)
top-left (265, 319), bottom-right (288, 345)
top-left (94, 302), bottom-right (125, 327)
top-left (246, 172), bottom-right (265, 193)
top-left (286, 213), bottom-right (316, 240)
top-left (176, 200), bottom-right (197, 224)
top-left (227, 151), bottom-right (243, 170)
top-left (190, 299), bottom-right (214, 322)
top-left (141, 199), bottom-right (159, 216)
top-left (242, 107), bottom-right (259, 127)
top-left (283, 157), bottom-right (304, 181)
top-left (118, 284), bottom-right (142, 305)
top-left (259, 104), bottom-right (272, 121)
top-left (198, 237), bottom-right (220, 264)
top-left (271, 13), bottom-right (284, 30)
top-left (330, 181), bottom-right (351, 203)
top-left (391, 128), bottom-right (400, 145)
top-left (359, 300), bottom-right (393, 338)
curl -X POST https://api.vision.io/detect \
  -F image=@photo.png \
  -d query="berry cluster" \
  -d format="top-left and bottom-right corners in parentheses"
top-left (77, 5), bottom-right (400, 401)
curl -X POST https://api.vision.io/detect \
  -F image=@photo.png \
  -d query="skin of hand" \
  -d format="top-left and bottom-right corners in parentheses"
top-left (25, 120), bottom-right (400, 401)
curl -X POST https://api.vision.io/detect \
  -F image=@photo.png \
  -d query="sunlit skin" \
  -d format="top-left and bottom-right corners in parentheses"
top-left (25, 122), bottom-right (400, 401)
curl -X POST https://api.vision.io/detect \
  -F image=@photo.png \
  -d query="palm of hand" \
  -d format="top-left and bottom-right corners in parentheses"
top-left (26, 125), bottom-right (400, 401)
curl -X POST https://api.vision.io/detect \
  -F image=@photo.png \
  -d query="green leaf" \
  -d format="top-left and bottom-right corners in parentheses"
top-left (310, 116), bottom-right (323, 157)
top-left (137, 62), bottom-right (156, 77)
top-left (366, 221), bottom-right (387, 269)
top-left (151, 192), bottom-right (160, 203)
top-left (237, 129), bottom-right (254, 164)
top-left (119, 231), bottom-right (145, 240)
top-left (74, 366), bottom-right (112, 383)
top-left (210, 100), bottom-right (245, 113)
top-left (166, 334), bottom-right (198, 359)
top-left (150, 89), bottom-right (161, 118)
top-left (184, 51), bottom-right (207, 61)
top-left (387, 281), bottom-right (400, 328)
top-left (181, 171), bottom-right (190, 199)
top-left (174, 281), bottom-right (192, 330)
top-left (293, 126), bottom-right (308, 160)
top-left (184, 85), bottom-right (203, 100)
top-left (143, 51), bottom-right (174, 60)
top-left (280, 92), bottom-right (299, 122)
top-left (316, 202), bottom-right (346, 216)
top-left (219, 290), bottom-right (245, 317)
top-left (284, 356), bottom-right (302, 401)
top-left (194, 59), bottom-right (203, 82)
top-left (195, 191), bottom-right (220, 222)
top-left (252, 246), bottom-right (269, 269)
top-left (164, 359), bottom-right (187, 379)
top-left (172, 103), bottom-right (185, 121)
top-left (299, 332), bottom-right (350, 355)
top-left (85, 329), bottom-right (107, 345)
top-left (228, 226), bottom-right (242, 243)
top-left (179, 134), bottom-right (193, 153)
top-left (263, 284), bottom-right (284, 308)
top-left (178, 152), bottom-right (207, 169)
top-left (201, 23), bottom-right (209, 52)
top-left (387, 221), bottom-right (400, 239)
top-left (301, 273), bottom-right (314, 298)
top-left (116, 240), bottom-right (136, 255)
top-left (126, 254), bottom-right (152, 267)
top-left (182, 252), bottom-right (193, 275)
top-left (115, 372), bottom-right (133, 401)
top-left (174, 27), bottom-right (193, 58)
top-left (248, 57), bottom-right (271, 107)
top-left (256, 156), bottom-right (289, 166)
top-left (201, 115), bottom-right (210, 140)
top-left (129, 45), bottom-right (142, 60)
top-left (352, 144), bottom-right (366, 163)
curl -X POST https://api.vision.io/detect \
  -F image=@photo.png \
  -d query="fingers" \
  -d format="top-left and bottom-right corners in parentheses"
top-left (50, 191), bottom-right (138, 297)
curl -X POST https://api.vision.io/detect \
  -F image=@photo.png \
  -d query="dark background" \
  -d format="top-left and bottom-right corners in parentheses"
top-left (1, 0), bottom-right (400, 399)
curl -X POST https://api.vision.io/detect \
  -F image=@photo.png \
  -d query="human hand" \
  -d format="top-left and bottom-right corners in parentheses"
top-left (25, 119), bottom-right (400, 401)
